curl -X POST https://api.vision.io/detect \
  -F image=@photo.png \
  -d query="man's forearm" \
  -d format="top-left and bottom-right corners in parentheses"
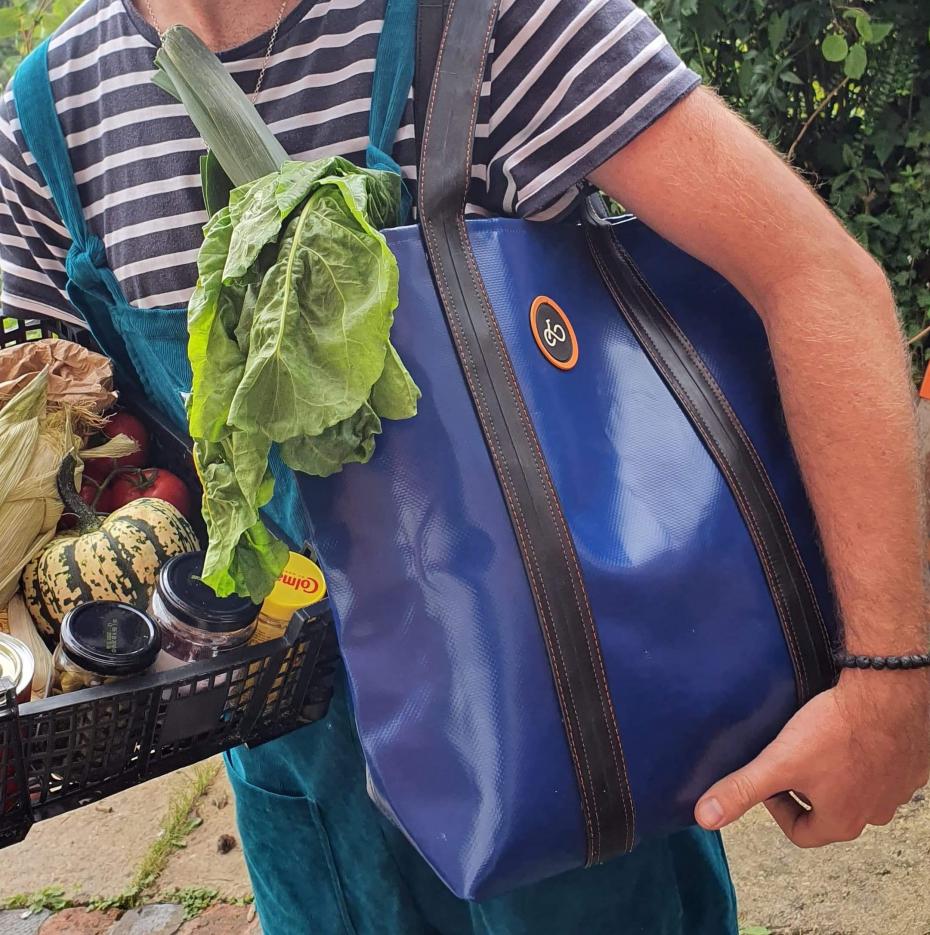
top-left (591, 84), bottom-right (929, 845)
top-left (761, 248), bottom-right (926, 654)
top-left (590, 87), bottom-right (927, 655)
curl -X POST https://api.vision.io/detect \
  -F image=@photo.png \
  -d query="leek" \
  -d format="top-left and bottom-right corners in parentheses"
top-left (155, 26), bottom-right (288, 187)
top-left (152, 26), bottom-right (419, 601)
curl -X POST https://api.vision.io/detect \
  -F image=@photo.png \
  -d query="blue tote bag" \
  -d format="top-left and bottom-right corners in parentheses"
top-left (296, 0), bottom-right (838, 902)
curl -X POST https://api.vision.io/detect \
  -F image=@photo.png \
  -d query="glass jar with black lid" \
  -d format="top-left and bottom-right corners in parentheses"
top-left (149, 552), bottom-right (259, 669)
top-left (47, 602), bottom-right (161, 696)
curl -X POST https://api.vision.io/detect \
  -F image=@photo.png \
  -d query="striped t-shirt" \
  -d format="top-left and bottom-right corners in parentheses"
top-left (0, 0), bottom-right (698, 323)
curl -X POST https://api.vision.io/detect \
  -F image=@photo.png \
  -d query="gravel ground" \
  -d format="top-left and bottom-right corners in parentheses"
top-left (3, 763), bottom-right (929, 934)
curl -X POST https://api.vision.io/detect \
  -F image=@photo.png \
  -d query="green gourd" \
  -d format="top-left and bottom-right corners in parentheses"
top-left (21, 454), bottom-right (199, 645)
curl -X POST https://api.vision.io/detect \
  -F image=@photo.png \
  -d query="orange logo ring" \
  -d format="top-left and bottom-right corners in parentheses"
top-left (530, 295), bottom-right (578, 371)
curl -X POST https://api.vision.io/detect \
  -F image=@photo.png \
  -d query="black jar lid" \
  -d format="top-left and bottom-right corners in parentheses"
top-left (155, 552), bottom-right (260, 633)
top-left (61, 602), bottom-right (161, 677)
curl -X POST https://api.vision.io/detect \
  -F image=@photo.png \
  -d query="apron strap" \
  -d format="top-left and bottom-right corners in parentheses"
top-left (13, 39), bottom-right (135, 372)
top-left (14, 39), bottom-right (90, 248)
top-left (367, 0), bottom-right (418, 221)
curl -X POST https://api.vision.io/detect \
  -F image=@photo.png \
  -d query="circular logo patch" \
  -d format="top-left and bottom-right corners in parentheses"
top-left (530, 296), bottom-right (578, 371)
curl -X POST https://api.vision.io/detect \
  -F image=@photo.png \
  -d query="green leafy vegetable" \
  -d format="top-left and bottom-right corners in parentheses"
top-left (200, 153), bottom-right (234, 218)
top-left (229, 174), bottom-right (401, 441)
top-left (280, 403), bottom-right (383, 478)
top-left (155, 26), bottom-right (420, 600)
top-left (191, 160), bottom-right (418, 597)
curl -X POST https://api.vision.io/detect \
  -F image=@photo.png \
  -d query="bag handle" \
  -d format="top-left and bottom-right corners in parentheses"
top-left (416, 0), bottom-right (498, 224)
top-left (416, 0), bottom-right (636, 866)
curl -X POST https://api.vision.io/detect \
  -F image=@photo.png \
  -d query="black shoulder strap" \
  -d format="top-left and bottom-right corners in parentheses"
top-left (414, 0), bottom-right (448, 164)
top-left (584, 201), bottom-right (836, 703)
top-left (416, 0), bottom-right (635, 865)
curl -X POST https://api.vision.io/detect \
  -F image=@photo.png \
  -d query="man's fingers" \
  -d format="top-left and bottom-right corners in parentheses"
top-left (695, 749), bottom-right (792, 830)
top-left (766, 792), bottom-right (878, 847)
top-left (764, 792), bottom-right (806, 839)
top-left (787, 810), bottom-right (868, 848)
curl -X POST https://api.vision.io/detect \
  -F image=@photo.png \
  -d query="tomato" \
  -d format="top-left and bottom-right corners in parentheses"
top-left (109, 468), bottom-right (192, 518)
top-left (83, 412), bottom-right (150, 483)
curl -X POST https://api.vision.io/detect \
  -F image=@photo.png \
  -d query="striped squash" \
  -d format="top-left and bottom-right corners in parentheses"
top-left (21, 455), bottom-right (199, 645)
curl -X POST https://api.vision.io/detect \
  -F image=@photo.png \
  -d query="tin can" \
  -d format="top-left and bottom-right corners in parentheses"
top-left (0, 633), bottom-right (35, 704)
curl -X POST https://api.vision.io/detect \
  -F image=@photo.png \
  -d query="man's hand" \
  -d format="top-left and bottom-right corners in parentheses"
top-left (589, 86), bottom-right (929, 847)
top-left (693, 672), bottom-right (930, 843)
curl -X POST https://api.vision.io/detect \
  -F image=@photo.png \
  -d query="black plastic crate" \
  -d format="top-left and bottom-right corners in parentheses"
top-left (0, 608), bottom-right (339, 848)
top-left (0, 316), bottom-right (339, 848)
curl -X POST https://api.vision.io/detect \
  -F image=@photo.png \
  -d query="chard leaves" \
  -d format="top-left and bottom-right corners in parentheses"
top-left (371, 343), bottom-right (420, 421)
top-left (188, 157), bottom-right (419, 599)
top-left (228, 175), bottom-right (400, 441)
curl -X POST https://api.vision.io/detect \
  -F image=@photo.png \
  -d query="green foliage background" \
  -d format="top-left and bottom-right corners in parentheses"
top-left (1, 0), bottom-right (929, 378)
top-left (0, 0), bottom-right (81, 85)
top-left (643, 0), bottom-right (930, 379)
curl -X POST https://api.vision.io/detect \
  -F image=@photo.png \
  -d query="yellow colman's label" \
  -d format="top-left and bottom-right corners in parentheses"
top-left (278, 570), bottom-right (324, 599)
top-left (261, 553), bottom-right (327, 623)
top-left (251, 553), bottom-right (327, 646)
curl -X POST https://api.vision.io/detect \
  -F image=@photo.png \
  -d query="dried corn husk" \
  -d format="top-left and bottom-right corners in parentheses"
top-left (78, 433), bottom-right (139, 471)
top-left (0, 339), bottom-right (116, 437)
top-left (4, 592), bottom-right (52, 698)
top-left (0, 370), bottom-right (76, 607)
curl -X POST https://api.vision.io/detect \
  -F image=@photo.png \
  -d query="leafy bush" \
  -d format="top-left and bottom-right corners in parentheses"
top-left (642, 0), bottom-right (930, 380)
top-left (0, 0), bottom-right (82, 87)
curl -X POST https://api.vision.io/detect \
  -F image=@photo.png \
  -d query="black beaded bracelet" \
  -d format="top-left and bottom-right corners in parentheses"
top-left (834, 651), bottom-right (930, 671)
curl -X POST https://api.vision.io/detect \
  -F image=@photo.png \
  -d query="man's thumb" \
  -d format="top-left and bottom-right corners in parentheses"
top-left (695, 755), bottom-right (785, 831)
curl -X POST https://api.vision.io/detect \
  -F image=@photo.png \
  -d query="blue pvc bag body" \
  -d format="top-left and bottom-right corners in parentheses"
top-left (297, 216), bottom-right (837, 899)
top-left (13, 0), bottom-right (837, 907)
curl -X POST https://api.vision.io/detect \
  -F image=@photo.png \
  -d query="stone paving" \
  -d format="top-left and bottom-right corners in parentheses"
top-left (0, 905), bottom-right (259, 935)
top-left (0, 762), bottom-right (258, 935)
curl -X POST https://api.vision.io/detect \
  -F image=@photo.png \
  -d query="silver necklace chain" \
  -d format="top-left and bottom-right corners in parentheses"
top-left (142, 0), bottom-right (290, 100)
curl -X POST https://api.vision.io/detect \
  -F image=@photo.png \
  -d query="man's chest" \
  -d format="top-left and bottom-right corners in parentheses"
top-left (53, 4), bottom-right (419, 304)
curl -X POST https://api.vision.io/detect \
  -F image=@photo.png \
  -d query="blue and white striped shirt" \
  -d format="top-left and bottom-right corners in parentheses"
top-left (0, 0), bottom-right (698, 323)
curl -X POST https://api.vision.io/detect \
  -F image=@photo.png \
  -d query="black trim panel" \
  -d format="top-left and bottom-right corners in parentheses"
top-left (417, 0), bottom-right (634, 864)
top-left (414, 0), bottom-right (447, 166)
top-left (586, 218), bottom-right (837, 704)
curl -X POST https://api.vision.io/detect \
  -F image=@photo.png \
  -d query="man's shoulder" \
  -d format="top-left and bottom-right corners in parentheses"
top-left (45, 0), bottom-right (141, 76)
top-left (45, 0), bottom-right (113, 56)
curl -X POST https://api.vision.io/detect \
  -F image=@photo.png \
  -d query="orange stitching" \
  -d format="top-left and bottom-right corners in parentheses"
top-left (459, 218), bottom-right (635, 856)
top-left (435, 219), bottom-right (599, 858)
top-left (645, 277), bottom-right (832, 664)
top-left (616, 248), bottom-right (830, 661)
top-left (448, 2), bottom-right (608, 857)
top-left (454, 52), bottom-right (635, 842)
top-left (615, 245), bottom-right (829, 686)
top-left (455, 219), bottom-right (606, 849)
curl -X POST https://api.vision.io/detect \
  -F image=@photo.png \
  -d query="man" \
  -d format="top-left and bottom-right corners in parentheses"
top-left (1, 1), bottom-right (927, 932)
